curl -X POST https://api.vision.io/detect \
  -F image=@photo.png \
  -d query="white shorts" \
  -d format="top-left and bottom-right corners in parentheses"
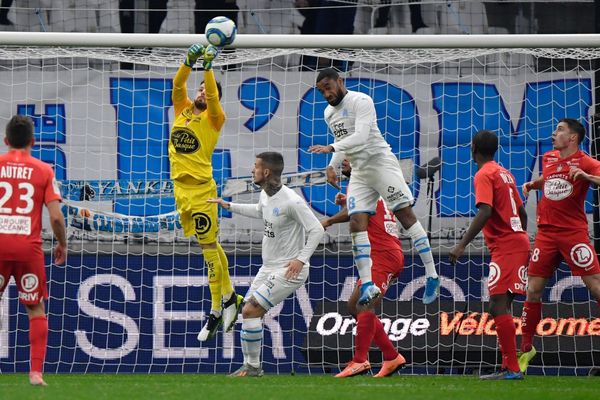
top-left (245, 264), bottom-right (309, 311)
top-left (347, 154), bottom-right (414, 215)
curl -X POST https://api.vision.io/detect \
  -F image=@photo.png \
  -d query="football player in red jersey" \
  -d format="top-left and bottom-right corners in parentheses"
top-left (450, 130), bottom-right (529, 380)
top-left (321, 159), bottom-right (406, 378)
top-left (518, 118), bottom-right (600, 372)
top-left (0, 115), bottom-right (67, 386)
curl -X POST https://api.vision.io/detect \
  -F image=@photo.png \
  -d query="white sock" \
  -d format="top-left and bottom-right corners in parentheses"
top-left (351, 231), bottom-right (372, 284)
top-left (241, 317), bottom-right (262, 368)
top-left (406, 221), bottom-right (438, 279)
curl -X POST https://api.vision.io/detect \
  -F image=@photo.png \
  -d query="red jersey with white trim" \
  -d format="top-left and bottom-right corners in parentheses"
top-left (474, 161), bottom-right (529, 254)
top-left (0, 150), bottom-right (61, 261)
top-left (537, 150), bottom-right (600, 231)
top-left (368, 199), bottom-right (403, 252)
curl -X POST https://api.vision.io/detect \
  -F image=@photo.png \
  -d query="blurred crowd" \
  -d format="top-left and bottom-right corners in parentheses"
top-left (0, 1), bottom-right (594, 37)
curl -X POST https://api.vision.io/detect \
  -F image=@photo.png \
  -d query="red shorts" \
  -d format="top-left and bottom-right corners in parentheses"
top-left (487, 251), bottom-right (529, 296)
top-left (528, 228), bottom-right (600, 278)
top-left (0, 254), bottom-right (48, 305)
top-left (358, 249), bottom-right (404, 295)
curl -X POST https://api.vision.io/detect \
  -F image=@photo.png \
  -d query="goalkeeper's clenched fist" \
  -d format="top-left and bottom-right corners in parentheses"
top-left (202, 45), bottom-right (219, 70)
top-left (183, 43), bottom-right (205, 68)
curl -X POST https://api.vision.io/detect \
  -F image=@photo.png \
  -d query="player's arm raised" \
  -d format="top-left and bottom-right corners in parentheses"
top-left (522, 175), bottom-right (544, 198)
top-left (203, 45), bottom-right (225, 132)
top-left (172, 44), bottom-right (204, 116)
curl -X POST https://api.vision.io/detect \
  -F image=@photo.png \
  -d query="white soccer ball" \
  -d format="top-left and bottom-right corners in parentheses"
top-left (205, 16), bottom-right (237, 47)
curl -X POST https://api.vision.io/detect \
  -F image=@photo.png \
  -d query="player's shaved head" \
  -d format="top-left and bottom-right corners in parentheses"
top-left (256, 151), bottom-right (284, 177)
top-left (5, 115), bottom-right (34, 149)
top-left (316, 68), bottom-right (340, 84)
top-left (472, 130), bottom-right (498, 159)
top-left (559, 118), bottom-right (585, 144)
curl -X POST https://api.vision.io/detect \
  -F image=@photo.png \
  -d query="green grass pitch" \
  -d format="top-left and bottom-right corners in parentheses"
top-left (1, 374), bottom-right (600, 400)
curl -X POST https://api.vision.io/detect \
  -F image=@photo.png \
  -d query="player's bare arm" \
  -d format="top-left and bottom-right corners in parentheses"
top-left (207, 198), bottom-right (231, 209)
top-left (522, 175), bottom-right (544, 197)
top-left (449, 204), bottom-right (492, 265)
top-left (569, 167), bottom-right (600, 185)
top-left (308, 144), bottom-right (334, 154)
top-left (518, 204), bottom-right (527, 231)
top-left (323, 165), bottom-right (340, 189)
top-left (47, 200), bottom-right (67, 265)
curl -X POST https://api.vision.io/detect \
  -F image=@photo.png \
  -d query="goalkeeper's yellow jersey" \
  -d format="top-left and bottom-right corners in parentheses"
top-left (168, 65), bottom-right (225, 184)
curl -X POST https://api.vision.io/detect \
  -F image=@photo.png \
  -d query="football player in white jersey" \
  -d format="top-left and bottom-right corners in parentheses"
top-left (308, 68), bottom-right (440, 306)
top-left (208, 152), bottom-right (324, 377)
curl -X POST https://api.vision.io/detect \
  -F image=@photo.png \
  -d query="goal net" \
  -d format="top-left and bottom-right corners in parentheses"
top-left (0, 32), bottom-right (599, 375)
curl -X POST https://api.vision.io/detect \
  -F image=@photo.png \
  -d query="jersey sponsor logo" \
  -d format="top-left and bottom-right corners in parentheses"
top-left (170, 128), bottom-right (200, 154)
top-left (331, 122), bottom-right (348, 139)
top-left (543, 177), bottom-right (573, 201)
top-left (21, 273), bottom-right (39, 293)
top-left (570, 243), bottom-right (595, 269)
top-left (263, 220), bottom-right (275, 238)
top-left (19, 291), bottom-right (39, 302)
top-left (192, 212), bottom-right (211, 235)
top-left (0, 215), bottom-right (31, 235)
top-left (518, 265), bottom-right (527, 285)
top-left (487, 262), bottom-right (501, 287)
top-left (385, 189), bottom-right (405, 203)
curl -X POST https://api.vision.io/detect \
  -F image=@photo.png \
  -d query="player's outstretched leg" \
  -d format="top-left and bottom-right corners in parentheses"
top-left (358, 281), bottom-right (381, 306)
top-left (222, 293), bottom-right (244, 332)
top-left (197, 312), bottom-right (223, 341)
top-left (517, 346), bottom-right (537, 373)
top-left (423, 276), bottom-right (440, 305)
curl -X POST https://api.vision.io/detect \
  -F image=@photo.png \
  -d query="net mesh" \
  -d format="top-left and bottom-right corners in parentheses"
top-left (0, 38), bottom-right (599, 374)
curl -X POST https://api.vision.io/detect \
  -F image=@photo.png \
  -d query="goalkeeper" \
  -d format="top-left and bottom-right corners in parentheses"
top-left (169, 43), bottom-right (243, 341)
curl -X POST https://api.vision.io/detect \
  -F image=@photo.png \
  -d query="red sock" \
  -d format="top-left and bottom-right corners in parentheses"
top-left (495, 314), bottom-right (519, 372)
top-left (353, 311), bottom-right (376, 363)
top-left (372, 317), bottom-right (399, 361)
top-left (29, 316), bottom-right (48, 373)
top-left (521, 301), bottom-right (541, 353)
top-left (498, 341), bottom-right (507, 369)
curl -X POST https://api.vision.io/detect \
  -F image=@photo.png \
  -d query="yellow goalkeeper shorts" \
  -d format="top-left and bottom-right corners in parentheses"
top-left (174, 179), bottom-right (219, 244)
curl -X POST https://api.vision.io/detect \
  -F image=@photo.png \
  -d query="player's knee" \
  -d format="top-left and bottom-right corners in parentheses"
top-left (242, 300), bottom-right (265, 319)
top-left (526, 287), bottom-right (542, 302)
top-left (394, 206), bottom-right (417, 229)
top-left (348, 215), bottom-right (368, 232)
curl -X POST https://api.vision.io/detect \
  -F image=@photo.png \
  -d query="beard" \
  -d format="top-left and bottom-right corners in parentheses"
top-left (194, 98), bottom-right (207, 111)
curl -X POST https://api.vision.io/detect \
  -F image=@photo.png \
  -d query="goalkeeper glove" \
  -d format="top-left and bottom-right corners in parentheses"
top-left (184, 43), bottom-right (205, 68)
top-left (202, 45), bottom-right (219, 70)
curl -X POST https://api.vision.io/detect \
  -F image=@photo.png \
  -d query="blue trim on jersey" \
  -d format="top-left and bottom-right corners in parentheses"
top-left (255, 291), bottom-right (274, 307)
top-left (418, 247), bottom-right (431, 254)
top-left (242, 329), bottom-right (263, 334)
top-left (351, 244), bottom-right (371, 247)
top-left (392, 203), bottom-right (411, 213)
top-left (348, 210), bottom-right (376, 216)
top-left (241, 338), bottom-right (262, 342)
top-left (355, 255), bottom-right (371, 260)
top-left (414, 237), bottom-right (429, 247)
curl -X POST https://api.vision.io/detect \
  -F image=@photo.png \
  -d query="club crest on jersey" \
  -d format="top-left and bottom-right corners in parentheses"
top-left (272, 207), bottom-right (280, 216)
top-left (544, 177), bottom-right (573, 201)
top-left (21, 273), bottom-right (39, 293)
top-left (171, 128), bottom-right (200, 154)
top-left (487, 262), bottom-right (501, 287)
top-left (570, 243), bottom-right (595, 269)
top-left (192, 212), bottom-right (211, 235)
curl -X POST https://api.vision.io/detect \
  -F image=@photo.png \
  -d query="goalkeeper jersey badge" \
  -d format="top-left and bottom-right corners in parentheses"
top-left (171, 127), bottom-right (200, 154)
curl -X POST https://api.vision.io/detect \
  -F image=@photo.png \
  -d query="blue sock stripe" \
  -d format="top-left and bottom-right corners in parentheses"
top-left (242, 328), bottom-right (263, 334)
top-left (418, 247), bottom-right (431, 254)
top-left (414, 237), bottom-right (429, 247)
top-left (355, 254), bottom-right (371, 260)
top-left (241, 338), bottom-right (262, 342)
top-left (351, 244), bottom-right (371, 248)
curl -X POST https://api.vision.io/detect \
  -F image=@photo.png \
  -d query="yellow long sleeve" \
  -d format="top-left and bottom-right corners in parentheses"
top-left (172, 64), bottom-right (193, 117)
top-left (203, 69), bottom-right (225, 131)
